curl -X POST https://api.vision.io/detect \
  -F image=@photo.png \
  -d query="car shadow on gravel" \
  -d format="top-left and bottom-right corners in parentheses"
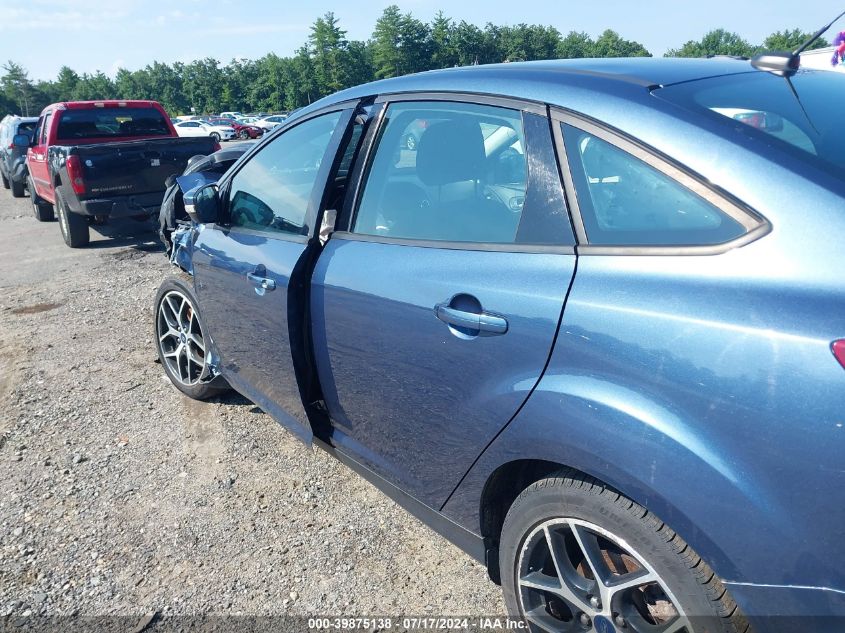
top-left (85, 218), bottom-right (164, 252)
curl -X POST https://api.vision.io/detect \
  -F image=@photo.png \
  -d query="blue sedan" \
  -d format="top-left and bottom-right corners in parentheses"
top-left (154, 57), bottom-right (845, 633)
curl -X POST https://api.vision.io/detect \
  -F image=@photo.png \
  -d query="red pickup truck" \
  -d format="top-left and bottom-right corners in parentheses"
top-left (25, 100), bottom-right (219, 247)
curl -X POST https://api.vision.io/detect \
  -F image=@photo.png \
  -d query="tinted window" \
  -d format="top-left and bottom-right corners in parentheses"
top-left (656, 71), bottom-right (845, 177)
top-left (228, 111), bottom-right (341, 235)
top-left (563, 125), bottom-right (746, 246)
top-left (353, 101), bottom-right (526, 243)
top-left (56, 107), bottom-right (170, 140)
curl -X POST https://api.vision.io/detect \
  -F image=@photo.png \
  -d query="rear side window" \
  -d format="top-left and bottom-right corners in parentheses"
top-left (16, 121), bottom-right (36, 135)
top-left (353, 101), bottom-right (528, 244)
top-left (563, 124), bottom-right (746, 246)
top-left (56, 107), bottom-right (171, 140)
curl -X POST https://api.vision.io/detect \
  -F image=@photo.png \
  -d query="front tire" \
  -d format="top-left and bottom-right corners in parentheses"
top-left (210, 132), bottom-right (221, 143)
top-left (239, 130), bottom-right (250, 140)
top-left (499, 470), bottom-right (749, 633)
top-left (55, 188), bottom-right (89, 247)
top-left (28, 177), bottom-right (55, 221)
top-left (154, 276), bottom-right (230, 400)
top-left (1, 171), bottom-right (9, 189)
top-left (10, 178), bottom-right (25, 198)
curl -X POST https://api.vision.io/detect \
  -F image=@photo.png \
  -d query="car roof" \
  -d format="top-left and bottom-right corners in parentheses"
top-left (299, 57), bottom-right (756, 114)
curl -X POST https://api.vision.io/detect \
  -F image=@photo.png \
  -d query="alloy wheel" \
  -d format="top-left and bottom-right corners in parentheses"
top-left (157, 290), bottom-right (209, 386)
top-left (517, 518), bottom-right (691, 633)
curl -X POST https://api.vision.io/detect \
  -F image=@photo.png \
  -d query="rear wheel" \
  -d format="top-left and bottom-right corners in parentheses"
top-left (55, 189), bottom-right (89, 247)
top-left (10, 178), bottom-right (25, 198)
top-left (28, 177), bottom-right (55, 222)
top-left (154, 276), bottom-right (230, 400)
top-left (500, 470), bottom-right (750, 633)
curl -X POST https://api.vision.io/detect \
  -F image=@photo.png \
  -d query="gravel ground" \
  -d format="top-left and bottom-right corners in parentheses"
top-left (0, 185), bottom-right (504, 625)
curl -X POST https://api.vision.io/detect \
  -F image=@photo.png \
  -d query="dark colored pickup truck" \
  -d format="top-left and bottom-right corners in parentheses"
top-left (25, 100), bottom-right (219, 247)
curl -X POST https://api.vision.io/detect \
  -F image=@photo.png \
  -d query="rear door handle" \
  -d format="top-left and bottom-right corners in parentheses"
top-left (435, 304), bottom-right (508, 335)
top-left (247, 272), bottom-right (276, 294)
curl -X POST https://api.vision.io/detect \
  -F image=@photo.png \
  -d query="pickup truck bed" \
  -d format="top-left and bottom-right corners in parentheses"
top-left (58, 136), bottom-right (218, 218)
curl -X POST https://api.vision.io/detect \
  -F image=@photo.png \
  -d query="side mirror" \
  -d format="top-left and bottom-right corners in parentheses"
top-left (12, 133), bottom-right (31, 148)
top-left (183, 183), bottom-right (220, 224)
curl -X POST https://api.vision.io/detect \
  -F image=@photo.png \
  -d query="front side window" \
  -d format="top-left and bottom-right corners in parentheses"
top-left (563, 124), bottom-right (747, 246)
top-left (227, 111), bottom-right (341, 236)
top-left (353, 101), bottom-right (527, 244)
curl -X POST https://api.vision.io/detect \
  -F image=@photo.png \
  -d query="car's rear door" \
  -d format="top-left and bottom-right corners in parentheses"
top-left (191, 104), bottom-right (355, 443)
top-left (311, 96), bottom-right (577, 508)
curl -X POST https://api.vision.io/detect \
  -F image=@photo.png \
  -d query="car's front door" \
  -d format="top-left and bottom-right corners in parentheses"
top-left (191, 106), bottom-right (352, 442)
top-left (311, 97), bottom-right (578, 507)
top-left (28, 111), bottom-right (52, 201)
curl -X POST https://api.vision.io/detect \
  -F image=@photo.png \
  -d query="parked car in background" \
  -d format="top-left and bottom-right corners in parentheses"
top-left (154, 59), bottom-right (845, 632)
top-left (201, 119), bottom-right (237, 141)
top-left (0, 115), bottom-right (38, 197)
top-left (208, 117), bottom-right (264, 140)
top-left (219, 111), bottom-right (243, 120)
top-left (801, 47), bottom-right (844, 71)
top-left (25, 99), bottom-right (218, 247)
top-left (252, 114), bottom-right (287, 130)
top-left (174, 120), bottom-right (235, 142)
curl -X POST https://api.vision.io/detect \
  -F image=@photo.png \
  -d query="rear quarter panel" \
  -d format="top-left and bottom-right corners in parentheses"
top-left (442, 117), bottom-right (845, 593)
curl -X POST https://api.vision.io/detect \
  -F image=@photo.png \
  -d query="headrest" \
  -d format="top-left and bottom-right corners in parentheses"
top-left (416, 119), bottom-right (485, 186)
top-left (580, 137), bottom-right (628, 181)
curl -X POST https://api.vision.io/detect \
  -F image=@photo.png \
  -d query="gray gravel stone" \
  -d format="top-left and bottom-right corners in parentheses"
top-left (0, 191), bottom-right (504, 618)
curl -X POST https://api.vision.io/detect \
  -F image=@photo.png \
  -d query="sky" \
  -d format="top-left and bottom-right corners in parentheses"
top-left (0, 0), bottom-right (837, 81)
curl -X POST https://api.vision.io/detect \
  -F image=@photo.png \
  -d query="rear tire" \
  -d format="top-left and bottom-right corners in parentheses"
top-left (154, 276), bottom-right (230, 400)
top-left (10, 178), bottom-right (25, 198)
top-left (28, 177), bottom-right (55, 222)
top-left (55, 189), bottom-right (89, 247)
top-left (499, 469), bottom-right (750, 633)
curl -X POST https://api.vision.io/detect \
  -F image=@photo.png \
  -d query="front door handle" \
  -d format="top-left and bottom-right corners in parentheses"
top-left (246, 271), bottom-right (276, 294)
top-left (434, 303), bottom-right (508, 335)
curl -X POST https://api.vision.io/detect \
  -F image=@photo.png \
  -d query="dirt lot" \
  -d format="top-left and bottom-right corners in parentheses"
top-left (0, 176), bottom-right (503, 623)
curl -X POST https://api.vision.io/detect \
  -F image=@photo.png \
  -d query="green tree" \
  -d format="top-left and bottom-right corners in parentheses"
top-left (71, 71), bottom-right (116, 100)
top-left (372, 5), bottom-right (404, 78)
top-left (666, 29), bottom-right (754, 58)
top-left (310, 12), bottom-right (349, 96)
top-left (52, 66), bottom-right (80, 101)
top-left (592, 29), bottom-right (651, 57)
top-left (430, 12), bottom-right (458, 68)
top-left (398, 12), bottom-right (432, 74)
top-left (1, 61), bottom-right (36, 116)
top-left (763, 28), bottom-right (829, 52)
top-left (557, 31), bottom-right (595, 59)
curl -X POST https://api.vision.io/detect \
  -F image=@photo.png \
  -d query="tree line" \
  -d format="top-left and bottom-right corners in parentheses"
top-left (0, 7), bottom-right (830, 118)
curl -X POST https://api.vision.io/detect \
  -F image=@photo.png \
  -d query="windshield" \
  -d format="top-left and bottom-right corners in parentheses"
top-left (656, 70), bottom-right (845, 178)
top-left (56, 107), bottom-right (171, 140)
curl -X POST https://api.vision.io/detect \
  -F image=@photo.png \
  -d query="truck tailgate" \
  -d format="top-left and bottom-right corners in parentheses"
top-left (71, 137), bottom-right (217, 198)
